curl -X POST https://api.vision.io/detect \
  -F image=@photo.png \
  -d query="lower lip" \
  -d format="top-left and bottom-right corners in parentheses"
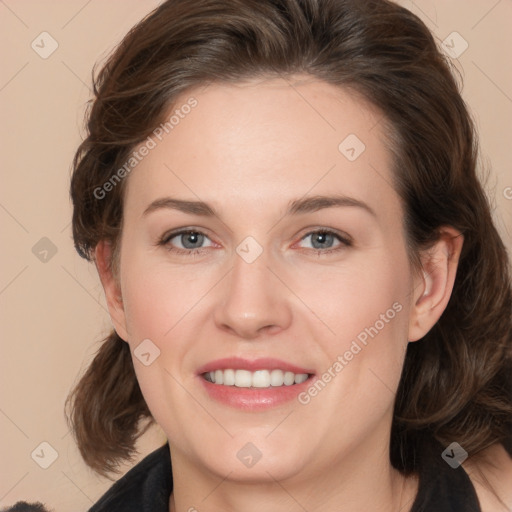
top-left (198, 375), bottom-right (315, 411)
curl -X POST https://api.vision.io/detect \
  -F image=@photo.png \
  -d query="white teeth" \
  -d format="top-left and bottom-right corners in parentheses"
top-left (270, 369), bottom-right (284, 386)
top-left (223, 368), bottom-right (235, 385)
top-left (252, 370), bottom-right (270, 388)
top-left (203, 369), bottom-right (310, 388)
top-left (294, 373), bottom-right (308, 384)
top-left (283, 371), bottom-right (295, 386)
top-left (235, 369), bottom-right (252, 387)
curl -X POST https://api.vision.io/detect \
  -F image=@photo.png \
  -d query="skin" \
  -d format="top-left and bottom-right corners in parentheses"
top-left (95, 76), bottom-right (466, 512)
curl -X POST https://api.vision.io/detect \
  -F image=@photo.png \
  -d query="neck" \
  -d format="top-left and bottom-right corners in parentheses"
top-left (168, 439), bottom-right (418, 512)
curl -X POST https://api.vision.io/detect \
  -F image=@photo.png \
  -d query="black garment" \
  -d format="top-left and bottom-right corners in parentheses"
top-left (89, 444), bottom-right (172, 512)
top-left (86, 443), bottom-right (481, 512)
top-left (410, 449), bottom-right (482, 512)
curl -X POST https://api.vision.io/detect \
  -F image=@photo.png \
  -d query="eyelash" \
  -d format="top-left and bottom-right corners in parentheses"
top-left (157, 228), bottom-right (353, 257)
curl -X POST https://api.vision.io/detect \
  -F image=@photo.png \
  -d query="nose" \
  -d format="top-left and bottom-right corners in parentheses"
top-left (213, 248), bottom-right (293, 340)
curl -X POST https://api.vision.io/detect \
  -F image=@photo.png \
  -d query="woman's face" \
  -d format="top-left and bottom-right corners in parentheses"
top-left (106, 76), bottom-right (424, 483)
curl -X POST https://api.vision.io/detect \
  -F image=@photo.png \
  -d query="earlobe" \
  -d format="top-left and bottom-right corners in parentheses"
top-left (94, 240), bottom-right (129, 341)
top-left (408, 227), bottom-right (464, 342)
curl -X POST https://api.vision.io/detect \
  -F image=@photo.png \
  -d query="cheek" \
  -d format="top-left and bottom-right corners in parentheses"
top-left (295, 251), bottom-right (409, 343)
top-left (121, 259), bottom-right (205, 342)
top-left (297, 249), bottom-right (411, 400)
top-left (119, 263), bottom-right (196, 434)
top-left (121, 238), bottom-right (411, 352)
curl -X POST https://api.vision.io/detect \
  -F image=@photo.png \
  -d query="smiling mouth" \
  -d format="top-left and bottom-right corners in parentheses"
top-left (202, 369), bottom-right (313, 388)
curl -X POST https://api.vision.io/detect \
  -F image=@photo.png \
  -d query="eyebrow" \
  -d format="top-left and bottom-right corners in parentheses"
top-left (142, 194), bottom-right (376, 218)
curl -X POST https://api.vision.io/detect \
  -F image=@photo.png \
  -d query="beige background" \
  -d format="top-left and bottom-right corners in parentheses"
top-left (1, 1), bottom-right (511, 510)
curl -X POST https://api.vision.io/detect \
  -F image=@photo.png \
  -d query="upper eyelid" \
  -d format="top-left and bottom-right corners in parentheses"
top-left (293, 227), bottom-right (352, 245)
top-left (293, 230), bottom-right (352, 249)
top-left (162, 227), bottom-right (215, 243)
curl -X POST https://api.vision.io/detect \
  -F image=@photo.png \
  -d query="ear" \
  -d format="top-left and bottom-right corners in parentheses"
top-left (408, 227), bottom-right (464, 342)
top-left (94, 240), bottom-right (129, 341)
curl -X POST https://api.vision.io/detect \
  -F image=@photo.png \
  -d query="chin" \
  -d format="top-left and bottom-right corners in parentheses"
top-left (196, 436), bottom-right (311, 483)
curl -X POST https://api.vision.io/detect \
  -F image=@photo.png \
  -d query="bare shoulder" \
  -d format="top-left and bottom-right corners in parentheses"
top-left (463, 443), bottom-right (512, 512)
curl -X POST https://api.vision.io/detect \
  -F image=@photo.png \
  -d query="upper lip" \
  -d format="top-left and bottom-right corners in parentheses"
top-left (197, 357), bottom-right (315, 375)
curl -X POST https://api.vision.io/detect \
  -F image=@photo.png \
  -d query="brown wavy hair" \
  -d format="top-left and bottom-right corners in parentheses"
top-left (66, 0), bottom-right (512, 478)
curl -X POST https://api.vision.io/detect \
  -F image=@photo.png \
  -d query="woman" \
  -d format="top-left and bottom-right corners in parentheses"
top-left (58, 0), bottom-right (512, 510)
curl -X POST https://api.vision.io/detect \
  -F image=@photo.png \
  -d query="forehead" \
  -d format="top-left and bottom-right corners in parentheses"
top-left (124, 76), bottom-right (401, 226)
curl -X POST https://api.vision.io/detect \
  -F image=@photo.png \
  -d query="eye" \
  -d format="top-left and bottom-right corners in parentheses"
top-left (158, 229), bottom-right (215, 255)
top-left (296, 229), bottom-right (352, 254)
top-left (157, 227), bottom-right (352, 257)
